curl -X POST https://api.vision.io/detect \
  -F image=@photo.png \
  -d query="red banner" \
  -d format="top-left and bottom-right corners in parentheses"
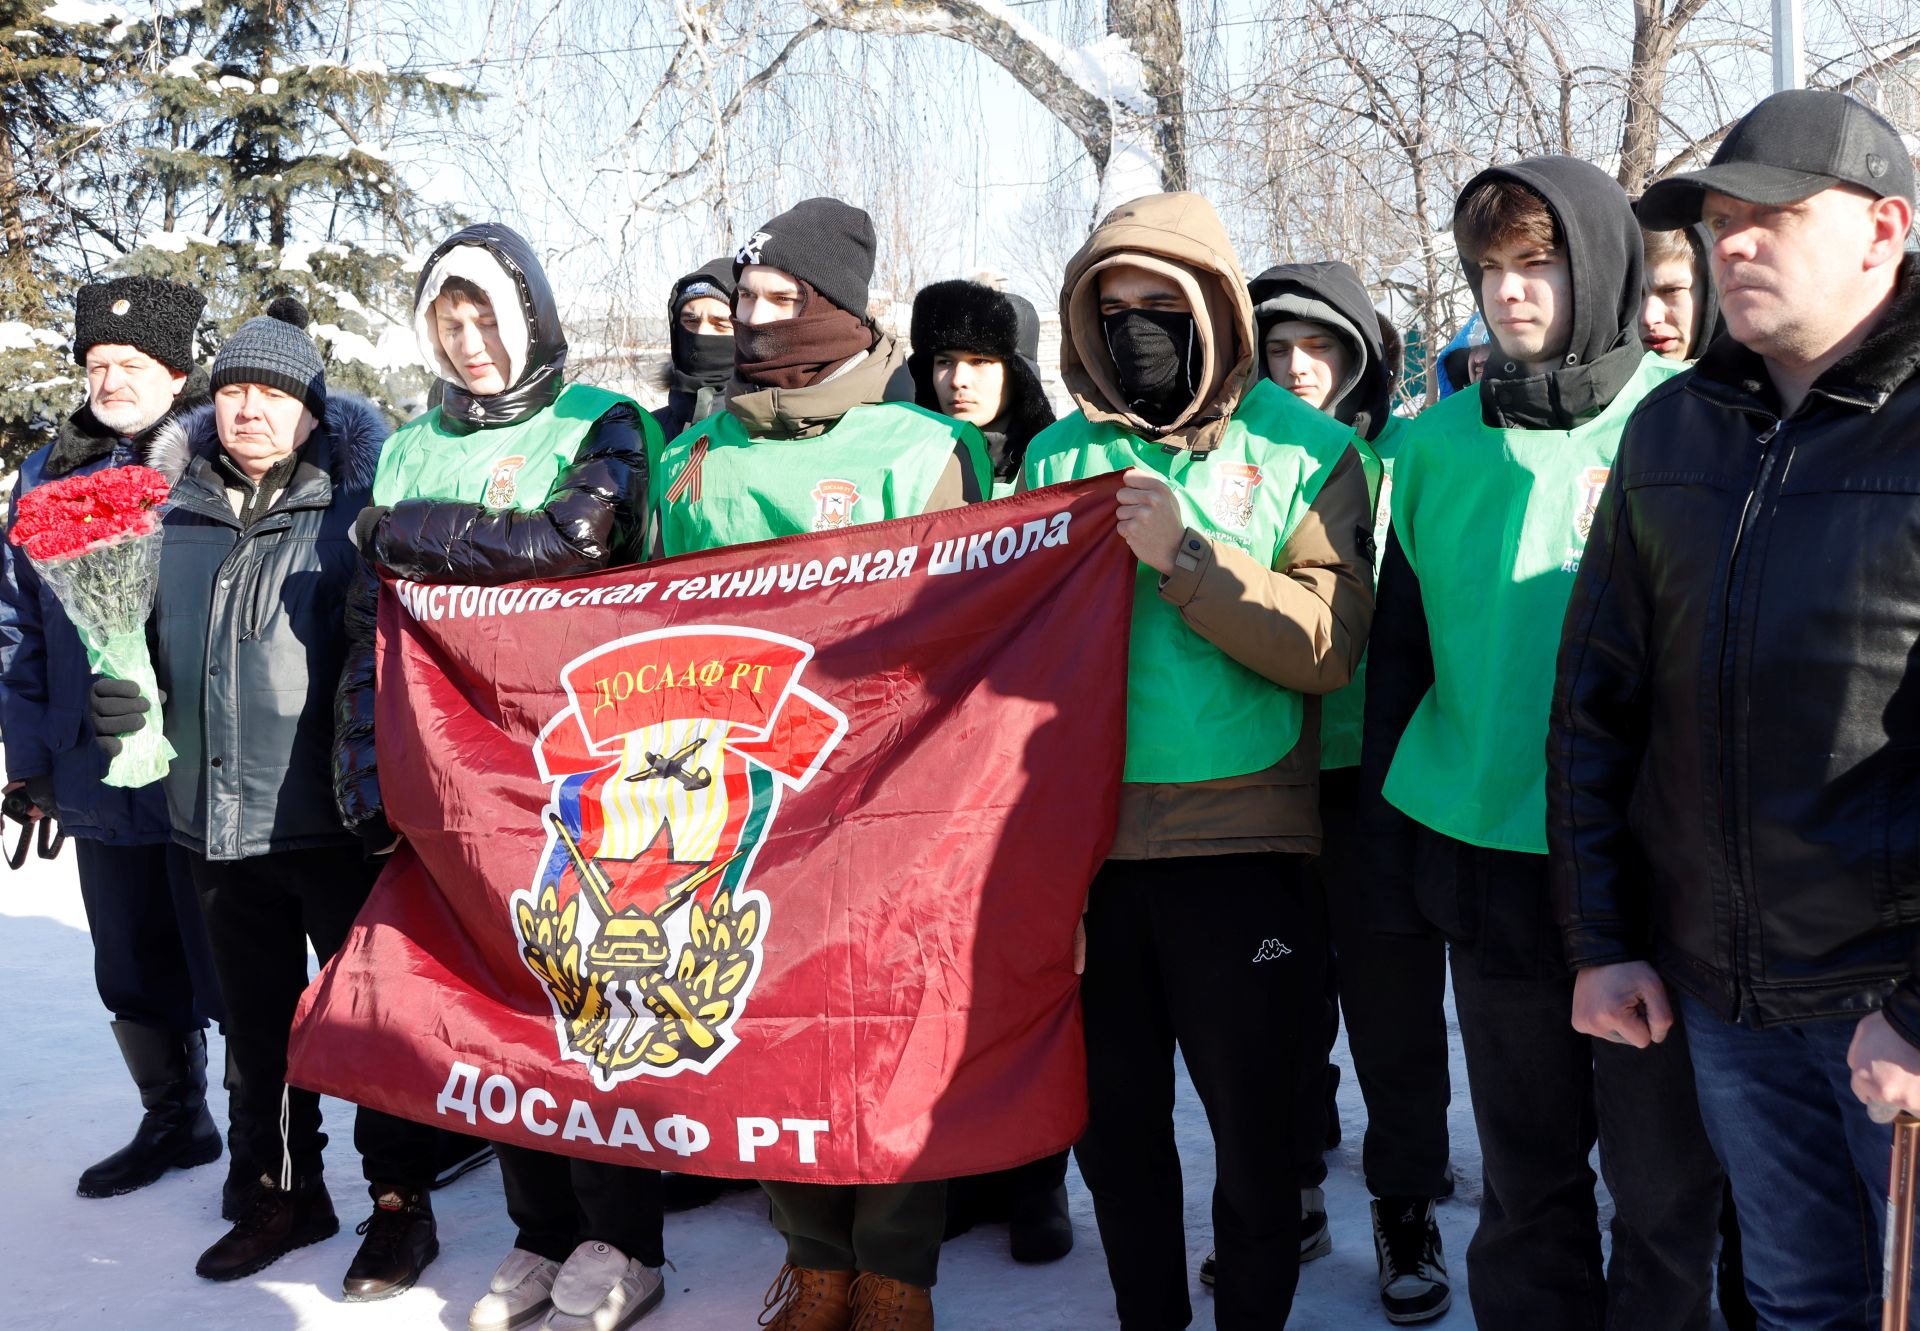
top-left (288, 477), bottom-right (1132, 1184)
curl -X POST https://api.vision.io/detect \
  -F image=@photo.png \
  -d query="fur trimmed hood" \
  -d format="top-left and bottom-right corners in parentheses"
top-left (143, 391), bottom-right (387, 493)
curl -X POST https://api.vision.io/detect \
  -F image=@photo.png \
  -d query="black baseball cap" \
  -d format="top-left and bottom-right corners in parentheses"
top-left (1639, 89), bottom-right (1915, 230)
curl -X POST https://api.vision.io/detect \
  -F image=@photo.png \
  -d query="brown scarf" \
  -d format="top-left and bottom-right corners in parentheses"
top-left (734, 279), bottom-right (875, 390)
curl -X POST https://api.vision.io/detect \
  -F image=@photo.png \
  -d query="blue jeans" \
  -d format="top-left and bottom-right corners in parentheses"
top-left (1679, 992), bottom-right (1913, 1329)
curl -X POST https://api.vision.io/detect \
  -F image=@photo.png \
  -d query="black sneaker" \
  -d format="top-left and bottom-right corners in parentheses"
top-left (195, 1173), bottom-right (339, 1281)
top-left (1200, 1186), bottom-right (1331, 1288)
top-left (1371, 1197), bottom-right (1451, 1324)
top-left (342, 1184), bottom-right (439, 1302)
top-left (430, 1134), bottom-right (495, 1190)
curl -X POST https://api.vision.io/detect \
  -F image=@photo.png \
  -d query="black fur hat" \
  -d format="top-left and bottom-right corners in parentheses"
top-left (906, 280), bottom-right (1055, 481)
top-left (72, 276), bottom-right (205, 373)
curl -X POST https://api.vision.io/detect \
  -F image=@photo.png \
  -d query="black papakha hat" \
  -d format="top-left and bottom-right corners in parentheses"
top-left (72, 276), bottom-right (205, 373)
top-left (733, 197), bottom-right (877, 318)
top-left (1639, 89), bottom-right (1915, 230)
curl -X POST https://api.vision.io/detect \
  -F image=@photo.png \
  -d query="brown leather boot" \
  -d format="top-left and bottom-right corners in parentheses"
top-left (759, 1264), bottom-right (854, 1331)
top-left (849, 1273), bottom-right (933, 1331)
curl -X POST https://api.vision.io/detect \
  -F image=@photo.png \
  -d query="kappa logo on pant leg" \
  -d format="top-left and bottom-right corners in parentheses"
top-left (1251, 938), bottom-right (1293, 963)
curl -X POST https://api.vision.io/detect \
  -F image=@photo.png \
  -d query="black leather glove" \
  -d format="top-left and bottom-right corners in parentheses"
top-left (23, 774), bottom-right (55, 819)
top-left (353, 505), bottom-right (391, 556)
top-left (88, 676), bottom-right (157, 757)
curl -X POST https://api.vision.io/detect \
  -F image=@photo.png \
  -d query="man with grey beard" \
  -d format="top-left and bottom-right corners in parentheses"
top-left (0, 276), bottom-right (229, 1207)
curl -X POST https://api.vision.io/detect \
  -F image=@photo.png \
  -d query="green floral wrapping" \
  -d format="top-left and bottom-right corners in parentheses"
top-left (87, 626), bottom-right (174, 788)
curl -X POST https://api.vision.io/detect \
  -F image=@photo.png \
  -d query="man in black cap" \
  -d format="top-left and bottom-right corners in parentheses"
top-left (1551, 88), bottom-right (1920, 1325)
top-left (0, 276), bottom-right (230, 1205)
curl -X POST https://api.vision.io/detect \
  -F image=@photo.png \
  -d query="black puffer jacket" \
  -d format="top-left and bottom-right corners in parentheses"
top-left (1550, 257), bottom-right (1920, 1038)
top-left (145, 393), bottom-right (388, 861)
top-left (332, 223), bottom-right (651, 837)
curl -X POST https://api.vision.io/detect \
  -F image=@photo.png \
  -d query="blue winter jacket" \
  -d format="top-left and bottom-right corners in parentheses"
top-left (0, 378), bottom-right (209, 843)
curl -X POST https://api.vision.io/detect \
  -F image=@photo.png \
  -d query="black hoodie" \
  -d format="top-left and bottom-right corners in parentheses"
top-left (1461, 157), bottom-right (1646, 431)
top-left (1248, 261), bottom-right (1401, 443)
top-left (655, 256), bottom-right (738, 442)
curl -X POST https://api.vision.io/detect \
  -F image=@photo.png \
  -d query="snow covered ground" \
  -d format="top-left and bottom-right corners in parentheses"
top-left (0, 846), bottom-right (1650, 1330)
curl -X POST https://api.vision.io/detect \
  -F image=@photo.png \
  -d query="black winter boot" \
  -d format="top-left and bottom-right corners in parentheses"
top-left (342, 1183), bottom-right (439, 1301)
top-left (1008, 1181), bottom-right (1073, 1264)
top-left (77, 1022), bottom-right (221, 1199)
top-left (195, 1172), bottom-right (338, 1281)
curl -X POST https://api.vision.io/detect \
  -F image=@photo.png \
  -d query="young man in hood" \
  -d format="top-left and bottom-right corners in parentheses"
top-left (0, 276), bottom-right (229, 1209)
top-left (339, 222), bottom-right (665, 1331)
top-left (653, 257), bottom-right (736, 443)
top-left (652, 198), bottom-right (988, 1331)
top-left (905, 278), bottom-right (1056, 496)
top-left (1234, 261), bottom-right (1454, 1324)
top-left (1553, 90), bottom-right (1920, 1328)
top-left (1637, 223), bottom-right (1723, 363)
top-left (1022, 193), bottom-right (1373, 1331)
top-left (1358, 157), bottom-right (1723, 1331)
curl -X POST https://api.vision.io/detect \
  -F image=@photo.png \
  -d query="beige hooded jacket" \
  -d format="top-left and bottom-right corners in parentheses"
top-left (1055, 192), bottom-right (1375, 858)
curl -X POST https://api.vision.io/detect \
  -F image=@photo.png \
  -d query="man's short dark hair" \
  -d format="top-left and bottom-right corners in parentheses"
top-left (1456, 179), bottom-right (1562, 263)
top-left (1641, 226), bottom-right (1694, 271)
top-left (433, 276), bottom-right (492, 310)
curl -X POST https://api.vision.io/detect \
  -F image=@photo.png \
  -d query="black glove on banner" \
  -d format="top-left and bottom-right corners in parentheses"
top-left (1103, 308), bottom-right (1200, 428)
top-left (670, 330), bottom-right (735, 392)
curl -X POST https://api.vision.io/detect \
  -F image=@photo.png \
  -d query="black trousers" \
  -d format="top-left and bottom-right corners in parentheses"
top-left (1432, 838), bottom-right (1721, 1331)
top-left (1296, 770), bottom-right (1452, 1197)
top-left (190, 844), bottom-right (436, 1187)
top-left (762, 1179), bottom-right (948, 1287)
top-left (1075, 853), bottom-right (1326, 1331)
top-left (496, 1144), bottom-right (665, 1267)
top-left (75, 836), bottom-right (224, 1031)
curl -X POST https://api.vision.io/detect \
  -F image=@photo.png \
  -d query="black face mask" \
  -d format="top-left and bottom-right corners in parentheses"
top-left (1103, 309), bottom-right (1199, 427)
top-left (670, 327), bottom-right (735, 392)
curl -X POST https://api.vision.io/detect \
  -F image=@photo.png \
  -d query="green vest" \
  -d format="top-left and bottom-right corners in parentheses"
top-left (653, 402), bottom-right (989, 555)
top-left (1319, 412), bottom-right (1405, 772)
top-left (373, 383), bottom-right (649, 511)
top-left (1023, 377), bottom-right (1358, 783)
top-left (1381, 352), bottom-right (1682, 853)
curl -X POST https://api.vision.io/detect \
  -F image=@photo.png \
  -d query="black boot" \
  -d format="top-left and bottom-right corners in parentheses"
top-left (342, 1183), bottom-right (439, 1301)
top-left (195, 1173), bottom-right (339, 1281)
top-left (218, 1040), bottom-right (259, 1221)
top-left (77, 1022), bottom-right (222, 1199)
top-left (1008, 1181), bottom-right (1073, 1264)
top-left (429, 1131), bottom-right (494, 1190)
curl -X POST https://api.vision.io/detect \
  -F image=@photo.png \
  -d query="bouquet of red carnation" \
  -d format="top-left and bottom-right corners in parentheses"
top-left (9, 465), bottom-right (175, 787)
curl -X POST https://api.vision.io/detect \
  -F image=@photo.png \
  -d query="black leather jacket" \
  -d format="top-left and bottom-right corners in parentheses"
top-left (145, 395), bottom-right (388, 860)
top-left (1549, 259), bottom-right (1920, 1042)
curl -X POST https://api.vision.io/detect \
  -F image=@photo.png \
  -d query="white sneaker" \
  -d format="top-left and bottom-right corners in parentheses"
top-left (470, 1247), bottom-right (561, 1331)
top-left (542, 1241), bottom-right (665, 1331)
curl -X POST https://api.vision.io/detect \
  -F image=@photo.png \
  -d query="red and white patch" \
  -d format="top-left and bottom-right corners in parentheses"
top-left (1212, 463), bottom-right (1263, 531)
top-left (483, 455), bottom-right (527, 510)
top-left (811, 479), bottom-right (861, 532)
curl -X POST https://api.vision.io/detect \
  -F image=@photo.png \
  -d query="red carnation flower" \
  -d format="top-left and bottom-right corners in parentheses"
top-left (11, 465), bottom-right (171, 565)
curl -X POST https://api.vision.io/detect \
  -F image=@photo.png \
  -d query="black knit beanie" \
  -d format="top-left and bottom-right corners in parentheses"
top-left (734, 198), bottom-right (877, 318)
top-left (212, 297), bottom-right (327, 418)
top-left (72, 276), bottom-right (205, 373)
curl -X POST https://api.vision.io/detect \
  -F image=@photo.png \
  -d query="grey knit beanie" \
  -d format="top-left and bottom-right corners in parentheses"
top-left (212, 297), bottom-right (326, 417)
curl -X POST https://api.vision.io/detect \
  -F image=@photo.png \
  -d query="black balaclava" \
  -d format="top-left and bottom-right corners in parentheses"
top-left (1103, 309), bottom-right (1199, 427)
top-left (668, 256), bottom-right (737, 393)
